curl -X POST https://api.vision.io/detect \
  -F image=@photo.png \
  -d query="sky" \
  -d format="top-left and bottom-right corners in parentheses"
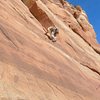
top-left (67, 0), bottom-right (100, 43)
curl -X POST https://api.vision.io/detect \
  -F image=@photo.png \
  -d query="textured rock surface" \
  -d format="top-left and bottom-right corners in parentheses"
top-left (0, 0), bottom-right (100, 100)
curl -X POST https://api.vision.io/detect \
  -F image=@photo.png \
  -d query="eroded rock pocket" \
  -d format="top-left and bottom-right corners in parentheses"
top-left (21, 0), bottom-right (54, 30)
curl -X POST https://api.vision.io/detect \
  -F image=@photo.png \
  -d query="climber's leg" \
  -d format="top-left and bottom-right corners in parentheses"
top-left (50, 31), bottom-right (56, 42)
top-left (52, 37), bottom-right (57, 42)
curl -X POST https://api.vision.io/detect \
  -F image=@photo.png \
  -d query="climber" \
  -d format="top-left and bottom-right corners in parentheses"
top-left (45, 26), bottom-right (59, 42)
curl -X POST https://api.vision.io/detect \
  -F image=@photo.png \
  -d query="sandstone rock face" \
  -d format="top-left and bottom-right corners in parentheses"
top-left (0, 0), bottom-right (100, 100)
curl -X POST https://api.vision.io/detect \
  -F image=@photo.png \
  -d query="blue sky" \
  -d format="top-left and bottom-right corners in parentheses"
top-left (67, 0), bottom-right (100, 43)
